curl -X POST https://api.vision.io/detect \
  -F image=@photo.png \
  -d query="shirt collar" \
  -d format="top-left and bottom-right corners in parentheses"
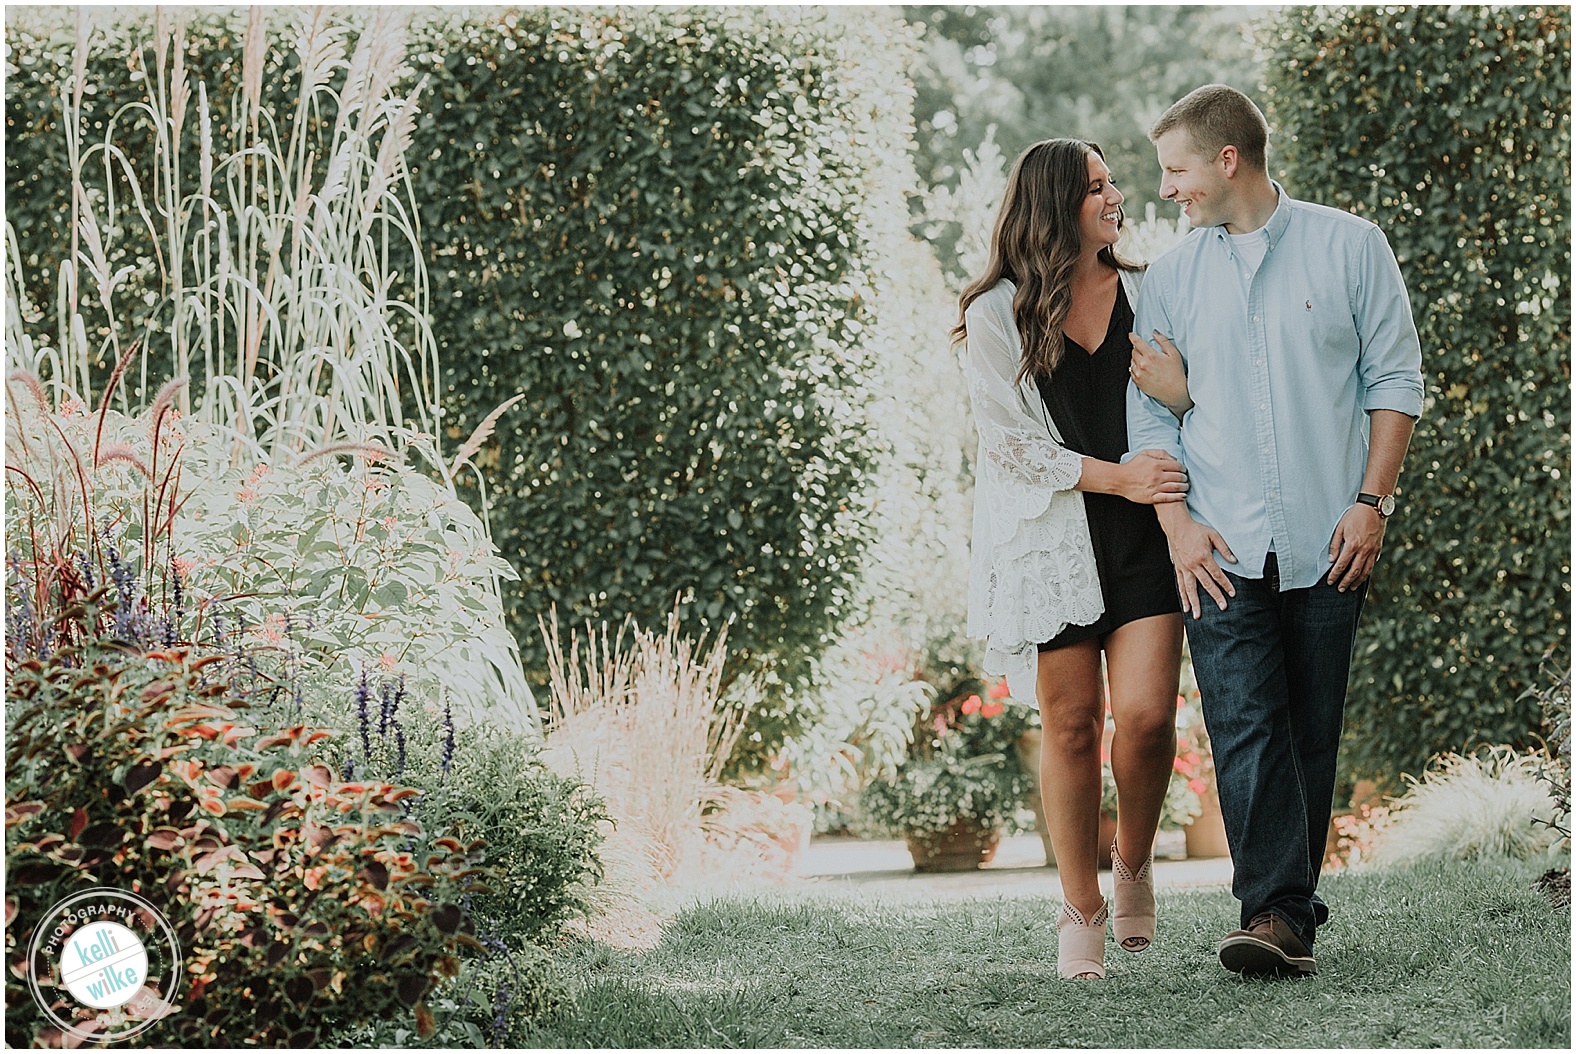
top-left (1212, 181), bottom-right (1293, 251)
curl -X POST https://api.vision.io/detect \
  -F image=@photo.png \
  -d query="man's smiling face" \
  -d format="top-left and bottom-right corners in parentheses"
top-left (1155, 128), bottom-right (1230, 228)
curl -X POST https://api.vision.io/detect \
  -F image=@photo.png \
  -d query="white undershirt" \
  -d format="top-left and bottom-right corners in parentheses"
top-left (1228, 227), bottom-right (1271, 280)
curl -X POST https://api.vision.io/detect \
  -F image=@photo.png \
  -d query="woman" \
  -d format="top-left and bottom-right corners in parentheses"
top-left (955, 139), bottom-right (1192, 980)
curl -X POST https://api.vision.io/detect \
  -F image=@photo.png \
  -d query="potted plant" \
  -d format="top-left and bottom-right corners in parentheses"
top-left (863, 679), bottom-right (1033, 871)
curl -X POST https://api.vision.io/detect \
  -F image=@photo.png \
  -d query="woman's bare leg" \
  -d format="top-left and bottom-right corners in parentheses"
top-left (1104, 613), bottom-right (1185, 870)
top-left (1036, 639), bottom-right (1107, 918)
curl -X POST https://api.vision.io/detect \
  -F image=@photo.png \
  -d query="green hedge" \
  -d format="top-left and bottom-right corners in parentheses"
top-left (1260, 6), bottom-right (1571, 782)
top-left (4, 8), bottom-right (917, 764)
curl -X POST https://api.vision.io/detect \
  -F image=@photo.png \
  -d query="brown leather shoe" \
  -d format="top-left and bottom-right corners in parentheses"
top-left (1217, 912), bottom-right (1317, 977)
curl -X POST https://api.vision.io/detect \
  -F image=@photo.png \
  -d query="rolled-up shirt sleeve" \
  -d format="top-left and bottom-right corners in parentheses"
top-left (1353, 226), bottom-right (1425, 417)
top-left (1124, 277), bottom-right (1186, 463)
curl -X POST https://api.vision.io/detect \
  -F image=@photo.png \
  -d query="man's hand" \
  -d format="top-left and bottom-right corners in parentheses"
top-left (1157, 505), bottom-right (1237, 618)
top-left (1327, 503), bottom-right (1385, 591)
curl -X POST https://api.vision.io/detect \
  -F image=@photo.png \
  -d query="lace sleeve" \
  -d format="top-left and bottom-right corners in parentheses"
top-left (964, 299), bottom-right (1084, 534)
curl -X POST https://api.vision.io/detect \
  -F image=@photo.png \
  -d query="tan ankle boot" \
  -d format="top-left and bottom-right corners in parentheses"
top-left (1111, 838), bottom-right (1156, 952)
top-left (1056, 899), bottom-right (1108, 979)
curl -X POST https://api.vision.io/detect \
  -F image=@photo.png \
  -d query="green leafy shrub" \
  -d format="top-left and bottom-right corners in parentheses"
top-left (3, 385), bottom-right (536, 733)
top-left (1259, 6), bottom-right (1571, 783)
top-left (4, 7), bottom-right (922, 769)
top-left (4, 617), bottom-right (486, 1047)
top-left (315, 694), bottom-right (607, 1047)
top-left (1528, 659), bottom-right (1571, 848)
top-left (327, 681), bottom-right (607, 951)
top-left (175, 427), bottom-right (537, 734)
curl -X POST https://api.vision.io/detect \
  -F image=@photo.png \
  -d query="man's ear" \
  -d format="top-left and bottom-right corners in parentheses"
top-left (1218, 145), bottom-right (1241, 179)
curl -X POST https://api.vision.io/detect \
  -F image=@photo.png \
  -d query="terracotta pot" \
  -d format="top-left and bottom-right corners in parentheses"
top-left (1014, 729), bottom-right (1056, 867)
top-left (1185, 782), bottom-right (1231, 859)
top-left (906, 819), bottom-right (1001, 872)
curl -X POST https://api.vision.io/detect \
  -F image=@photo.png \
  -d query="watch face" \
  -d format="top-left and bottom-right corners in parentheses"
top-left (1379, 494), bottom-right (1396, 516)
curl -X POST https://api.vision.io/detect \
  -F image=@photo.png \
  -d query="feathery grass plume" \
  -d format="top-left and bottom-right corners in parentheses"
top-left (451, 393), bottom-right (525, 472)
top-left (540, 605), bottom-right (764, 915)
top-left (93, 443), bottom-right (151, 479)
top-left (1370, 747), bottom-right (1566, 867)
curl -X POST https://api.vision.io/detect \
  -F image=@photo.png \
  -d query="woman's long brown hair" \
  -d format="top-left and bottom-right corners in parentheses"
top-left (952, 139), bottom-right (1139, 384)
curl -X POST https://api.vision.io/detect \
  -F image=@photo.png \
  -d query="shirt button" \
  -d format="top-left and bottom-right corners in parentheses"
top-left (1253, 315), bottom-right (1262, 322)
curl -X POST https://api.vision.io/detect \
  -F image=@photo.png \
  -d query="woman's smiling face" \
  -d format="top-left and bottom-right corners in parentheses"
top-left (1079, 152), bottom-right (1124, 250)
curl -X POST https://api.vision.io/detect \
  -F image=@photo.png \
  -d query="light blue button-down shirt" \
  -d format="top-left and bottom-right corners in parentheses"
top-left (1126, 184), bottom-right (1425, 590)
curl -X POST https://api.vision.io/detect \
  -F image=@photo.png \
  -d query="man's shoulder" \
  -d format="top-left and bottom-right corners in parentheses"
top-left (1283, 195), bottom-right (1381, 240)
top-left (1141, 228), bottom-right (1211, 284)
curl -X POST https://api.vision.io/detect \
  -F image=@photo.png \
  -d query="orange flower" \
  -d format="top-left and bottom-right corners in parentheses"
top-left (961, 695), bottom-right (982, 715)
top-left (1172, 757), bottom-right (1190, 774)
top-left (981, 699), bottom-right (1005, 718)
top-left (987, 679), bottom-right (1010, 700)
top-left (1188, 778), bottom-right (1208, 795)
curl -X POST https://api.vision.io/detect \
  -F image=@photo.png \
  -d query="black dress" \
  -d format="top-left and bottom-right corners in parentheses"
top-left (1036, 282), bottom-right (1180, 651)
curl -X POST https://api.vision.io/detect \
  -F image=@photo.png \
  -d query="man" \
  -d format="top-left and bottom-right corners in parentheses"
top-left (1125, 84), bottom-right (1424, 976)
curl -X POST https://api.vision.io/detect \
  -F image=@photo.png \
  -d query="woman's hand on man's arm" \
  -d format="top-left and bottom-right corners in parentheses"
top-left (1129, 331), bottom-right (1193, 418)
top-left (1077, 449), bottom-right (1187, 505)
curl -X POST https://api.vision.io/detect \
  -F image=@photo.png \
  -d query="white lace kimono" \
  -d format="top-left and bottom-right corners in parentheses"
top-left (964, 270), bottom-right (1145, 702)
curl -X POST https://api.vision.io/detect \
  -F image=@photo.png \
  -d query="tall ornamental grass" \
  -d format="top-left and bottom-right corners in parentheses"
top-left (538, 611), bottom-right (810, 944)
top-left (6, 7), bottom-right (438, 463)
top-left (4, 6), bottom-right (537, 731)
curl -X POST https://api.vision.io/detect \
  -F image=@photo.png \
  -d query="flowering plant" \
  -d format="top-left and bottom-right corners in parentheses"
top-left (861, 676), bottom-right (1033, 839)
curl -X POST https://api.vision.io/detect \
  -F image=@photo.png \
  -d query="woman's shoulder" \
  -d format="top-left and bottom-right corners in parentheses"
top-left (966, 278), bottom-right (1016, 320)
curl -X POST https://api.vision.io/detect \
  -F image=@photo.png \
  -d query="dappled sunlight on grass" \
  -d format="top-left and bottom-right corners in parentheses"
top-left (529, 858), bottom-right (1569, 1048)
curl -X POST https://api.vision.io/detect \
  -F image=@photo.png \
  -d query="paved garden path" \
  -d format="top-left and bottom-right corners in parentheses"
top-left (794, 831), bottom-right (1233, 901)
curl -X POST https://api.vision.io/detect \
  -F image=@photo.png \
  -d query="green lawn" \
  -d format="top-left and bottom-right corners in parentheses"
top-left (524, 858), bottom-right (1570, 1048)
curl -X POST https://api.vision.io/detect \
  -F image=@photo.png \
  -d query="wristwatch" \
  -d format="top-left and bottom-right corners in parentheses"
top-left (1356, 492), bottom-right (1396, 518)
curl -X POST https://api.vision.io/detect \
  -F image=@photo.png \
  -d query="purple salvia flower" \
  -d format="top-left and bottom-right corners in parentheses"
top-left (441, 698), bottom-right (457, 777)
top-left (75, 551), bottom-right (96, 589)
top-left (378, 680), bottom-right (394, 738)
top-left (355, 668), bottom-right (373, 758)
top-left (491, 979), bottom-right (511, 1047)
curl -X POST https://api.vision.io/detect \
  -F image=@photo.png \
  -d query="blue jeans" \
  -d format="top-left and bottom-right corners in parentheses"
top-left (1185, 553), bottom-right (1366, 949)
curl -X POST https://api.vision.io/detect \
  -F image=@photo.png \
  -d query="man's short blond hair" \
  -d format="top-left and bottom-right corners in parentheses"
top-left (1151, 84), bottom-right (1270, 171)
